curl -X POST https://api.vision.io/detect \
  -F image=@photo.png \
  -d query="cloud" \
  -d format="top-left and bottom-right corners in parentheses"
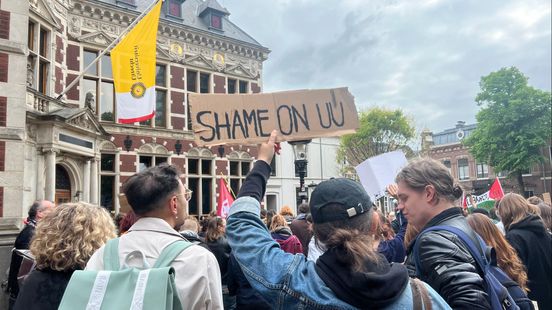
top-left (223, 0), bottom-right (551, 132)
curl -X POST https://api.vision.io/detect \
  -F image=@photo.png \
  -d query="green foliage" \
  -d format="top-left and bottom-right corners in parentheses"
top-left (338, 107), bottom-right (415, 166)
top-left (464, 67), bottom-right (552, 190)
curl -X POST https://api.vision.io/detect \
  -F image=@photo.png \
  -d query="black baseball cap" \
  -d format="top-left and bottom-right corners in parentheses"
top-left (309, 178), bottom-right (372, 223)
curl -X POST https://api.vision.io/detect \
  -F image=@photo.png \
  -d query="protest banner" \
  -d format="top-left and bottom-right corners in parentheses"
top-left (355, 150), bottom-right (408, 201)
top-left (189, 87), bottom-right (359, 146)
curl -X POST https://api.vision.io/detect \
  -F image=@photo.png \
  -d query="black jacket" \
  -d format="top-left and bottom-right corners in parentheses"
top-left (227, 254), bottom-right (271, 309)
top-left (13, 268), bottom-right (74, 310)
top-left (7, 222), bottom-right (36, 297)
top-left (406, 207), bottom-right (490, 310)
top-left (205, 236), bottom-right (231, 286)
top-left (506, 214), bottom-right (552, 310)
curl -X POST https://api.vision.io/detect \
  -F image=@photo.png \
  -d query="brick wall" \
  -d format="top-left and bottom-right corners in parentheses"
top-left (213, 75), bottom-right (226, 93)
top-left (0, 53), bottom-right (8, 82)
top-left (65, 74), bottom-right (79, 100)
top-left (170, 66), bottom-right (184, 89)
top-left (251, 82), bottom-right (261, 93)
top-left (170, 91), bottom-right (185, 114)
top-left (172, 117), bottom-right (185, 130)
top-left (66, 44), bottom-right (80, 71)
top-left (56, 36), bottom-right (63, 64)
top-left (0, 9), bottom-right (10, 40)
top-left (0, 97), bottom-right (6, 127)
top-left (55, 67), bottom-right (63, 93)
top-left (0, 187), bottom-right (3, 217)
top-left (0, 141), bottom-right (5, 171)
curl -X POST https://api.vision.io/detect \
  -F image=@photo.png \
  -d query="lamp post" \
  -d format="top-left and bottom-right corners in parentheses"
top-left (289, 140), bottom-right (311, 204)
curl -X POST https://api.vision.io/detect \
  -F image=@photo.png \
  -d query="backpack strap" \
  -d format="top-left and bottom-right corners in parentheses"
top-left (153, 240), bottom-right (194, 268)
top-left (410, 278), bottom-right (433, 310)
top-left (419, 225), bottom-right (488, 271)
top-left (103, 238), bottom-right (120, 271)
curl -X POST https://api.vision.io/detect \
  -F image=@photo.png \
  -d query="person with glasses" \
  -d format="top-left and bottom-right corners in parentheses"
top-left (86, 163), bottom-right (223, 309)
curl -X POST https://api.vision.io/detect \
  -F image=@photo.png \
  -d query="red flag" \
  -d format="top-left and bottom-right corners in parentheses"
top-left (488, 178), bottom-right (504, 200)
top-left (217, 178), bottom-right (234, 218)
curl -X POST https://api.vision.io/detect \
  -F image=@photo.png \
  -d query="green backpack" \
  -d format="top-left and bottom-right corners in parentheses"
top-left (59, 238), bottom-right (193, 310)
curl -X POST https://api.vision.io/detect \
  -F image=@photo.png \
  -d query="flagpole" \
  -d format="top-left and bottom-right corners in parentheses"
top-left (220, 173), bottom-right (237, 199)
top-left (56, 0), bottom-right (163, 100)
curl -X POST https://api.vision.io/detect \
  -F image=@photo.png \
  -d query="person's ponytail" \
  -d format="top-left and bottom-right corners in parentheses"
top-left (324, 228), bottom-right (377, 272)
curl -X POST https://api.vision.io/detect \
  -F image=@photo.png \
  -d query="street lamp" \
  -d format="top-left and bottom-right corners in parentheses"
top-left (289, 139), bottom-right (311, 203)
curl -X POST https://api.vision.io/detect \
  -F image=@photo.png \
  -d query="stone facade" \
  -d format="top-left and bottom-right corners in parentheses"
top-left (0, 2), bottom-right (272, 304)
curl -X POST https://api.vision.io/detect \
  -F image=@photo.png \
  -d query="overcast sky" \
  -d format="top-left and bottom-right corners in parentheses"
top-left (221, 0), bottom-right (551, 133)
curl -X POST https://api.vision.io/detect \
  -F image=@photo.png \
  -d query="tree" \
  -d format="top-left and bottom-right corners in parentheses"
top-left (464, 67), bottom-right (552, 194)
top-left (338, 107), bottom-right (415, 167)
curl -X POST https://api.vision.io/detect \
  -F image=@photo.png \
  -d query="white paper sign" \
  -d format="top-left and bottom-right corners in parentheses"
top-left (355, 150), bottom-right (408, 201)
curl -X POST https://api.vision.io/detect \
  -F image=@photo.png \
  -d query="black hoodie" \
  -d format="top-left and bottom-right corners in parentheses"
top-left (506, 214), bottom-right (552, 310)
top-left (315, 247), bottom-right (409, 309)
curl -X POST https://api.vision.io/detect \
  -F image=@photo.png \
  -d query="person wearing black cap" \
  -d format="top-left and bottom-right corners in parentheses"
top-left (225, 130), bottom-right (451, 309)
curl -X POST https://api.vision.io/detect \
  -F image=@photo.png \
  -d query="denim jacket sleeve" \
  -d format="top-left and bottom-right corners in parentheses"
top-left (226, 160), bottom-right (357, 309)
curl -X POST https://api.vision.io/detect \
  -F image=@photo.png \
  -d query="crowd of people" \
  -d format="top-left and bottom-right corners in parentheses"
top-left (5, 130), bottom-right (552, 309)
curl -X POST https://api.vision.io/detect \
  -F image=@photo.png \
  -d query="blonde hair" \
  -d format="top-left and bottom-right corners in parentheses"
top-left (30, 203), bottom-right (116, 271)
top-left (467, 213), bottom-right (529, 292)
top-left (270, 214), bottom-right (288, 231)
top-left (279, 205), bottom-right (294, 217)
top-left (498, 193), bottom-right (540, 230)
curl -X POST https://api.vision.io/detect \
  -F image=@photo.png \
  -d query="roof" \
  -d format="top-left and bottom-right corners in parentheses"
top-left (100, 0), bottom-right (265, 48)
top-left (433, 123), bottom-right (477, 136)
top-left (198, 0), bottom-right (230, 16)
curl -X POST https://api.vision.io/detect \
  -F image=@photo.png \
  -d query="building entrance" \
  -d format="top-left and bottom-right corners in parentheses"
top-left (55, 165), bottom-right (71, 204)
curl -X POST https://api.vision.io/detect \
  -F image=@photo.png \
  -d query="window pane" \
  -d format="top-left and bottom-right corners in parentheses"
top-left (187, 70), bottom-right (197, 92)
top-left (39, 28), bottom-right (48, 57)
top-left (100, 176), bottom-right (115, 211)
top-left (155, 90), bottom-right (166, 127)
top-left (200, 73), bottom-right (210, 93)
top-left (84, 50), bottom-right (98, 75)
top-left (458, 158), bottom-right (469, 180)
top-left (83, 78), bottom-right (97, 106)
top-left (169, 0), bottom-right (182, 17)
top-left (188, 177), bottom-right (199, 215)
top-left (201, 178), bottom-right (212, 215)
top-left (100, 81), bottom-right (114, 121)
top-left (155, 157), bottom-right (168, 166)
top-left (230, 178), bottom-right (239, 198)
top-left (28, 22), bottom-right (35, 51)
top-left (139, 156), bottom-right (152, 172)
top-left (211, 14), bottom-right (222, 29)
top-left (38, 60), bottom-right (48, 94)
top-left (239, 80), bottom-right (248, 94)
top-left (156, 65), bottom-right (166, 86)
top-left (201, 159), bottom-right (211, 174)
top-left (188, 158), bottom-right (198, 174)
top-left (241, 162), bottom-right (250, 176)
top-left (101, 55), bottom-right (112, 78)
top-left (230, 161), bottom-right (239, 176)
top-left (101, 154), bottom-right (115, 171)
top-left (228, 79), bottom-right (236, 94)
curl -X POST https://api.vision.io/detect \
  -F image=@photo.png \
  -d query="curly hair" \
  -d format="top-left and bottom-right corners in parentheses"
top-left (30, 202), bottom-right (116, 271)
top-left (279, 205), bottom-right (294, 217)
top-left (467, 213), bottom-right (529, 292)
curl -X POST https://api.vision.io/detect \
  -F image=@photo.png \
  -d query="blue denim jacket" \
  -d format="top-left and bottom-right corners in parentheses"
top-left (227, 196), bottom-right (452, 310)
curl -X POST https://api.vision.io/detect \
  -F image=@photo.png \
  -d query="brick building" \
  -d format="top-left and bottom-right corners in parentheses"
top-left (421, 121), bottom-right (552, 197)
top-left (0, 0), bottom-right (270, 272)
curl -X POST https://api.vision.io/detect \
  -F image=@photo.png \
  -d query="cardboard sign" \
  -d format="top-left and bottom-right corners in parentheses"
top-left (355, 150), bottom-right (408, 201)
top-left (189, 87), bottom-right (359, 146)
